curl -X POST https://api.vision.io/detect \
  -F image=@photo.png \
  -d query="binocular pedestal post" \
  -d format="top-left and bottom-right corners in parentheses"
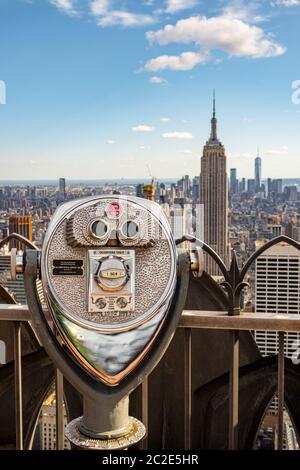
top-left (65, 395), bottom-right (146, 450)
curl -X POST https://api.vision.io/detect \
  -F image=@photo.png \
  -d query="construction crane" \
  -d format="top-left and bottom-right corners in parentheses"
top-left (143, 165), bottom-right (155, 201)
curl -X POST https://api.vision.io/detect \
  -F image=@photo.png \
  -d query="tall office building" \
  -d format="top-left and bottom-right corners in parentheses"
top-left (136, 184), bottom-right (144, 199)
top-left (255, 152), bottom-right (262, 193)
top-left (143, 178), bottom-right (155, 201)
top-left (230, 168), bottom-right (238, 195)
top-left (239, 177), bottom-right (246, 193)
top-left (192, 176), bottom-right (200, 204)
top-left (247, 179), bottom-right (255, 195)
top-left (58, 178), bottom-right (66, 203)
top-left (268, 224), bottom-right (282, 239)
top-left (200, 92), bottom-right (228, 275)
top-left (255, 242), bottom-right (300, 414)
top-left (8, 215), bottom-right (33, 250)
top-left (39, 400), bottom-right (69, 450)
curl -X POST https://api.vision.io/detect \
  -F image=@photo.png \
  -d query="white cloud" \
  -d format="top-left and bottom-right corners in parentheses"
top-left (97, 11), bottom-right (155, 27)
top-left (149, 76), bottom-right (168, 84)
top-left (139, 145), bottom-right (151, 150)
top-left (222, 0), bottom-right (266, 23)
top-left (146, 15), bottom-right (286, 59)
top-left (166, 0), bottom-right (198, 14)
top-left (145, 51), bottom-right (207, 71)
top-left (182, 149), bottom-right (193, 154)
top-left (132, 125), bottom-right (155, 132)
top-left (160, 117), bottom-right (170, 122)
top-left (49, 0), bottom-right (77, 15)
top-left (267, 146), bottom-right (289, 155)
top-left (90, 1), bottom-right (156, 27)
top-left (106, 139), bottom-right (115, 144)
top-left (162, 131), bottom-right (193, 139)
top-left (90, 0), bottom-right (110, 15)
top-left (271, 0), bottom-right (300, 6)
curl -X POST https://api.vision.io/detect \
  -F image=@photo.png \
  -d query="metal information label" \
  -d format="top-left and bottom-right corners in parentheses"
top-left (88, 249), bottom-right (135, 315)
top-left (52, 259), bottom-right (84, 276)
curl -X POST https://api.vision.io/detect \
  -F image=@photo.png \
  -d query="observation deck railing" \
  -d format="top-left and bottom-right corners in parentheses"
top-left (0, 305), bottom-right (299, 450)
top-left (1, 234), bottom-right (300, 450)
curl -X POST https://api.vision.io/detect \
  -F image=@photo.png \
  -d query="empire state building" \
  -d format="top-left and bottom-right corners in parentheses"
top-left (200, 93), bottom-right (229, 275)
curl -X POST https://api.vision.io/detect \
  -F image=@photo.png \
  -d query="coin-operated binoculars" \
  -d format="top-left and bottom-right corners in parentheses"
top-left (12, 196), bottom-right (193, 450)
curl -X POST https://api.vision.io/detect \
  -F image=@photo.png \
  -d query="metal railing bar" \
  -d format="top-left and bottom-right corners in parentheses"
top-left (228, 330), bottom-right (239, 450)
top-left (0, 305), bottom-right (49, 322)
top-left (180, 310), bottom-right (300, 333)
top-left (140, 377), bottom-right (148, 450)
top-left (55, 368), bottom-right (64, 450)
top-left (184, 328), bottom-right (192, 450)
top-left (277, 332), bottom-right (285, 450)
top-left (14, 321), bottom-right (23, 450)
top-left (2, 305), bottom-right (300, 333)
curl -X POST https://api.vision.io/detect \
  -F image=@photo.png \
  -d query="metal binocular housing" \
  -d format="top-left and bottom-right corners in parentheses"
top-left (15, 195), bottom-right (191, 449)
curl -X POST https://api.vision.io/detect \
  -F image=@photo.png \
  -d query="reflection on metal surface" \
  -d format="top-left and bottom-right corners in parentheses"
top-left (65, 416), bottom-right (146, 450)
top-left (57, 305), bottom-right (166, 382)
top-left (41, 196), bottom-right (177, 385)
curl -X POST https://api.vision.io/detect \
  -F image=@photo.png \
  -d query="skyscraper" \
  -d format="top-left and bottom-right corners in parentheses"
top-left (9, 215), bottom-right (33, 250)
top-left (255, 151), bottom-right (262, 193)
top-left (230, 168), bottom-right (238, 195)
top-left (200, 92), bottom-right (228, 275)
top-left (58, 178), bottom-right (66, 203)
top-left (255, 242), bottom-right (300, 414)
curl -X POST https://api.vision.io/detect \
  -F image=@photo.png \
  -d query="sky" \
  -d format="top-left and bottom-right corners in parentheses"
top-left (0, 0), bottom-right (299, 180)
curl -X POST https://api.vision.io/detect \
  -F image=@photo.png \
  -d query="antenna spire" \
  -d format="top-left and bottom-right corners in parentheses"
top-left (210, 89), bottom-right (218, 142)
top-left (213, 88), bottom-right (216, 118)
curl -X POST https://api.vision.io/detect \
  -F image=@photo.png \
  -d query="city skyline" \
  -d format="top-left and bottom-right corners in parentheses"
top-left (0, 0), bottom-right (299, 179)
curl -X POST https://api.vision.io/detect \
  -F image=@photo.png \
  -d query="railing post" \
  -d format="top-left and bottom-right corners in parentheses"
top-left (277, 332), bottom-right (285, 450)
top-left (55, 368), bottom-right (64, 450)
top-left (140, 377), bottom-right (148, 450)
top-left (229, 329), bottom-right (239, 450)
top-left (14, 321), bottom-right (23, 450)
top-left (184, 328), bottom-right (192, 450)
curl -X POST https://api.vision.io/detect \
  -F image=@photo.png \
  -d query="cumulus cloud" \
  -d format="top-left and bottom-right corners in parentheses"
top-left (90, 0), bottom-right (156, 27)
top-left (149, 76), bottom-right (168, 84)
top-left (271, 0), bottom-right (300, 5)
top-left (160, 117), bottom-right (170, 122)
top-left (132, 125), bottom-right (155, 132)
top-left (49, 0), bottom-right (77, 15)
top-left (97, 11), bottom-right (155, 26)
top-left (146, 15), bottom-right (286, 59)
top-left (162, 131), bottom-right (193, 139)
top-left (182, 149), bottom-right (193, 154)
top-left (106, 139), bottom-right (115, 144)
top-left (90, 0), bottom-right (110, 15)
top-left (166, 0), bottom-right (198, 14)
top-left (222, 0), bottom-right (266, 23)
top-left (145, 51), bottom-right (207, 71)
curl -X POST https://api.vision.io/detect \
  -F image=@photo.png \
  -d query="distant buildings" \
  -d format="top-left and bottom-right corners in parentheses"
top-left (58, 178), bottom-right (66, 204)
top-left (230, 168), bottom-right (238, 196)
top-left (255, 242), bottom-right (300, 414)
top-left (200, 93), bottom-right (228, 274)
top-left (136, 179), bottom-right (155, 201)
top-left (8, 215), bottom-right (33, 250)
top-left (39, 399), bottom-right (69, 450)
top-left (255, 153), bottom-right (262, 193)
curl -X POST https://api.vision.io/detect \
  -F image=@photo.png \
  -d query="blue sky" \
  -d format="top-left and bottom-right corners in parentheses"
top-left (0, 0), bottom-right (299, 180)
